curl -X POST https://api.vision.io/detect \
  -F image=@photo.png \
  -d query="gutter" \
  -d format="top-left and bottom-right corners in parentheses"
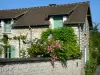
top-left (64, 22), bottom-right (84, 24)
top-left (78, 24), bottom-right (81, 51)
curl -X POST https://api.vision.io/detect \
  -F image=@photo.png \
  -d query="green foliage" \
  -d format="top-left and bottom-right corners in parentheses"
top-left (53, 27), bottom-right (77, 43)
top-left (0, 34), bottom-right (11, 55)
top-left (27, 39), bottom-right (67, 62)
top-left (41, 27), bottom-right (77, 43)
top-left (20, 48), bottom-right (28, 58)
top-left (28, 27), bottom-right (81, 62)
top-left (27, 42), bottom-right (41, 57)
top-left (1, 34), bottom-right (9, 45)
top-left (84, 37), bottom-right (98, 75)
top-left (62, 42), bottom-right (80, 59)
top-left (85, 24), bottom-right (100, 75)
top-left (41, 27), bottom-right (80, 58)
top-left (84, 35), bottom-right (98, 75)
top-left (41, 28), bottom-right (53, 42)
top-left (0, 49), bottom-right (2, 55)
top-left (13, 34), bottom-right (27, 57)
top-left (0, 44), bottom-right (3, 55)
top-left (85, 60), bottom-right (97, 75)
top-left (13, 35), bottom-right (27, 40)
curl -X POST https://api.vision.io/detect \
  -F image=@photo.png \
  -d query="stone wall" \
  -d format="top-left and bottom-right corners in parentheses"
top-left (80, 17), bottom-right (89, 65)
top-left (1, 27), bottom-right (48, 58)
top-left (0, 58), bottom-right (83, 75)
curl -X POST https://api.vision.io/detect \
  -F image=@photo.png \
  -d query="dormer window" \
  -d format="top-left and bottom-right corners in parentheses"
top-left (1, 20), bottom-right (13, 33)
top-left (4, 20), bottom-right (11, 33)
top-left (49, 15), bottom-right (63, 29)
top-left (49, 15), bottom-right (68, 29)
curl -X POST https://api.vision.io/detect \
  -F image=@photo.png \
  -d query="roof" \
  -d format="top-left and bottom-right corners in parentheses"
top-left (0, 1), bottom-right (92, 27)
top-left (65, 2), bottom-right (89, 23)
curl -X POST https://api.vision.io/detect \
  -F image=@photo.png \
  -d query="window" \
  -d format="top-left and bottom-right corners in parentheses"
top-left (4, 24), bottom-right (11, 33)
top-left (53, 16), bottom-right (63, 28)
top-left (4, 45), bottom-right (15, 58)
top-left (4, 46), bottom-right (11, 58)
top-left (3, 20), bottom-right (12, 33)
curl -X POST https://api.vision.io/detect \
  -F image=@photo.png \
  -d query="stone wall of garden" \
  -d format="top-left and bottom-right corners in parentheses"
top-left (0, 58), bottom-right (83, 75)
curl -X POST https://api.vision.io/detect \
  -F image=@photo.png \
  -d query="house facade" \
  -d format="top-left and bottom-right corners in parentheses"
top-left (0, 1), bottom-right (92, 63)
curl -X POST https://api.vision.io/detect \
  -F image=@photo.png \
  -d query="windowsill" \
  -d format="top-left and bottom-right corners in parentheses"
top-left (2, 32), bottom-right (12, 34)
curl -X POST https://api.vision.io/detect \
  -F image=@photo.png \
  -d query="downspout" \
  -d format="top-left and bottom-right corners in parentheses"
top-left (78, 24), bottom-right (81, 51)
top-left (29, 26), bottom-right (32, 47)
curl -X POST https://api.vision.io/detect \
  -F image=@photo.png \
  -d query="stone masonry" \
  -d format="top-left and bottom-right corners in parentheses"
top-left (0, 59), bottom-right (82, 75)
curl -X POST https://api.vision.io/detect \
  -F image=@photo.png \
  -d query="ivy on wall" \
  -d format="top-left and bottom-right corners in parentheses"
top-left (13, 34), bottom-right (27, 57)
top-left (41, 27), bottom-right (77, 43)
top-left (27, 27), bottom-right (81, 62)
top-left (85, 25), bottom-right (100, 75)
top-left (0, 34), bottom-right (11, 56)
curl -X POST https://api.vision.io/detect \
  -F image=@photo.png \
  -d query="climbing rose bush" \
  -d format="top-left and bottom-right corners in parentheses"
top-left (27, 39), bottom-right (67, 62)
top-left (41, 39), bottom-right (67, 62)
top-left (28, 27), bottom-right (81, 62)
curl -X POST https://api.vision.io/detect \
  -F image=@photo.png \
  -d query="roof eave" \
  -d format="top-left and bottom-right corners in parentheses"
top-left (64, 22), bottom-right (84, 25)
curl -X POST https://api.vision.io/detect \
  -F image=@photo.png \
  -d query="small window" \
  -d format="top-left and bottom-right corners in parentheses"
top-left (3, 20), bottom-right (11, 33)
top-left (4, 45), bottom-right (15, 58)
top-left (53, 16), bottom-right (63, 28)
top-left (4, 46), bottom-right (11, 58)
top-left (4, 24), bottom-right (11, 33)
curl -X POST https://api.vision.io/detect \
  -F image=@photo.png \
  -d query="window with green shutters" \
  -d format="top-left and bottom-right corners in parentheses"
top-left (53, 16), bottom-right (63, 28)
top-left (4, 47), bottom-right (11, 58)
top-left (4, 45), bottom-right (15, 58)
top-left (11, 45), bottom-right (15, 58)
top-left (3, 20), bottom-right (11, 33)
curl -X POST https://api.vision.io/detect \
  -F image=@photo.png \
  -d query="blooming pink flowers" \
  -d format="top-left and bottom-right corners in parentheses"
top-left (40, 39), bottom-right (62, 62)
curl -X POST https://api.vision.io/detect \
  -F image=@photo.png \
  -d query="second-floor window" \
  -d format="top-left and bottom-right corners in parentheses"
top-left (3, 20), bottom-right (11, 33)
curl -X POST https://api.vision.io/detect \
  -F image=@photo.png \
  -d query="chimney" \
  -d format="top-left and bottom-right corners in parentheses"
top-left (49, 4), bottom-right (57, 6)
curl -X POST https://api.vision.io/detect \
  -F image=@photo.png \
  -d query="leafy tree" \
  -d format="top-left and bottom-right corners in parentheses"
top-left (85, 23), bottom-right (100, 75)
top-left (0, 34), bottom-right (11, 56)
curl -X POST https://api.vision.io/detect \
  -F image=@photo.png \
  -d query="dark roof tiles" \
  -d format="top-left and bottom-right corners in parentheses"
top-left (65, 2), bottom-right (89, 23)
top-left (0, 1), bottom-right (91, 26)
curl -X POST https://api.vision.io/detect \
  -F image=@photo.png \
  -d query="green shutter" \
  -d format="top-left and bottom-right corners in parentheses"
top-left (53, 16), bottom-right (63, 28)
top-left (6, 24), bottom-right (11, 32)
top-left (4, 23), bottom-right (11, 33)
top-left (4, 24), bottom-right (6, 32)
top-left (11, 45), bottom-right (15, 58)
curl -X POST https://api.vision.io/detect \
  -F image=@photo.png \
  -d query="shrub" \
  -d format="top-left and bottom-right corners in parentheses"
top-left (41, 27), bottom-right (80, 58)
top-left (0, 50), bottom-right (2, 55)
top-left (41, 27), bottom-right (77, 44)
top-left (27, 27), bottom-right (81, 62)
top-left (85, 60), bottom-right (97, 75)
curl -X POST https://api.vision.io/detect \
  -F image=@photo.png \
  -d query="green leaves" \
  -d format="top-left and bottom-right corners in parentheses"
top-left (41, 27), bottom-right (77, 43)
top-left (13, 35), bottom-right (27, 40)
top-left (53, 27), bottom-right (77, 43)
top-left (62, 42), bottom-right (80, 58)
top-left (28, 27), bottom-right (81, 62)
top-left (41, 27), bottom-right (80, 59)
top-left (85, 25), bottom-right (100, 75)
top-left (1, 34), bottom-right (9, 45)
top-left (85, 60), bottom-right (97, 75)
top-left (0, 49), bottom-right (2, 55)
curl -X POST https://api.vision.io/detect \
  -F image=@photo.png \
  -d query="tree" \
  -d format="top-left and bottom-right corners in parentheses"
top-left (85, 23), bottom-right (100, 75)
top-left (13, 34), bottom-right (27, 57)
top-left (0, 34), bottom-right (11, 57)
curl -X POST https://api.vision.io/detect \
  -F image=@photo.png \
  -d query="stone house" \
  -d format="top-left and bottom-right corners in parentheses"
top-left (0, 1), bottom-right (92, 63)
